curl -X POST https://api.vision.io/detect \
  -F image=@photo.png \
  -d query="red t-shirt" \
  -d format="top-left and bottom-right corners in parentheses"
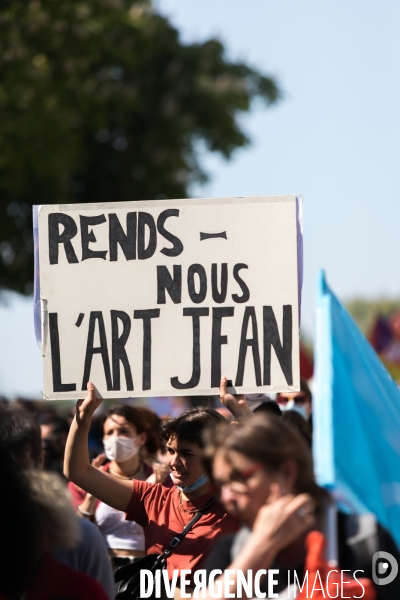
top-left (126, 480), bottom-right (238, 581)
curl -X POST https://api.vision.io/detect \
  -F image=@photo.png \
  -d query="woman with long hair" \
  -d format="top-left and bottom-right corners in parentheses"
top-left (197, 380), bottom-right (376, 599)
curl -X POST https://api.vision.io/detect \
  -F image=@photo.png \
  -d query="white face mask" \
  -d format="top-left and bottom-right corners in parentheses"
top-left (103, 436), bottom-right (139, 462)
top-left (280, 399), bottom-right (309, 420)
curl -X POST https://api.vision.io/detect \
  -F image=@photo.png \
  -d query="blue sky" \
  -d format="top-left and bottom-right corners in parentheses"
top-left (156, 0), bottom-right (400, 320)
top-left (2, 0), bottom-right (400, 397)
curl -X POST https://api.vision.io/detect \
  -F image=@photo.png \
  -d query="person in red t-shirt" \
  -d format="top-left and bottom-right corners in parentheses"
top-left (64, 382), bottom-right (238, 591)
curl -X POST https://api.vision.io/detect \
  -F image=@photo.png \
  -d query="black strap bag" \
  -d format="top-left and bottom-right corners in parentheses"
top-left (115, 496), bottom-right (215, 600)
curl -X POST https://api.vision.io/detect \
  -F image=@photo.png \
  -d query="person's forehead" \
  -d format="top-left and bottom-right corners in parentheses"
top-left (212, 452), bottom-right (232, 480)
top-left (104, 414), bottom-right (135, 429)
top-left (213, 449), bottom-right (255, 475)
top-left (278, 391), bottom-right (307, 399)
top-left (40, 424), bottom-right (53, 438)
top-left (166, 436), bottom-right (200, 451)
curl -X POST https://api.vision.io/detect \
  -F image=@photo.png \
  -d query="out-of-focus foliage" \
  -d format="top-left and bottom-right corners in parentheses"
top-left (380, 359), bottom-right (400, 382)
top-left (347, 297), bottom-right (400, 380)
top-left (346, 298), bottom-right (400, 336)
top-left (0, 0), bottom-right (280, 294)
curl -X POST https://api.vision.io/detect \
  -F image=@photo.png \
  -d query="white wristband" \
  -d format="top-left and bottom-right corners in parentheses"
top-left (77, 504), bottom-right (94, 517)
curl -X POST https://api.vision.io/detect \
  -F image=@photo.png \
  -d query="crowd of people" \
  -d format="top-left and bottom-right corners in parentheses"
top-left (0, 377), bottom-right (398, 599)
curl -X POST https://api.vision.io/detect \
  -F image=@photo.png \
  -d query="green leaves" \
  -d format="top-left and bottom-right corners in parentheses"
top-left (0, 0), bottom-right (280, 293)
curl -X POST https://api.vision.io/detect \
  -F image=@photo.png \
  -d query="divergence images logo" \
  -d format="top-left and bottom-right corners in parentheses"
top-left (372, 551), bottom-right (398, 586)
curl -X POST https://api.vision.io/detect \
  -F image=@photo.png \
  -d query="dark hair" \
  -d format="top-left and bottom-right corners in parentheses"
top-left (204, 413), bottom-right (324, 503)
top-left (133, 406), bottom-right (163, 455)
top-left (300, 378), bottom-right (312, 402)
top-left (0, 405), bottom-right (42, 467)
top-left (253, 400), bottom-right (282, 417)
top-left (0, 447), bottom-right (42, 597)
top-left (103, 404), bottom-right (160, 454)
top-left (37, 414), bottom-right (70, 435)
top-left (281, 410), bottom-right (312, 447)
top-left (160, 407), bottom-right (226, 448)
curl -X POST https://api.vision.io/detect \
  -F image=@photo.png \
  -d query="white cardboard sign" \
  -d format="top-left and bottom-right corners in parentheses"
top-left (36, 196), bottom-right (302, 400)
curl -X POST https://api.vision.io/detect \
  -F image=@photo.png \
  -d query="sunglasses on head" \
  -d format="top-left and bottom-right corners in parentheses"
top-left (276, 394), bottom-right (307, 406)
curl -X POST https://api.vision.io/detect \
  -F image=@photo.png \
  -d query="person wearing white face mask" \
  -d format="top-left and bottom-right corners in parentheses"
top-left (68, 404), bottom-right (170, 568)
top-left (103, 434), bottom-right (141, 463)
top-left (275, 378), bottom-right (313, 421)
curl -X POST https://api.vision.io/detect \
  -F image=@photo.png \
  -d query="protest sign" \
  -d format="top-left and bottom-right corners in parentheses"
top-left (35, 196), bottom-right (302, 400)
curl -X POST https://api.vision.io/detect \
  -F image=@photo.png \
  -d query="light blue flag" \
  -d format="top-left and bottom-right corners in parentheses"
top-left (313, 270), bottom-right (400, 548)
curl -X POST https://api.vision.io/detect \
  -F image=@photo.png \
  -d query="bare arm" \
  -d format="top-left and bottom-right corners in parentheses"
top-left (64, 382), bottom-right (133, 512)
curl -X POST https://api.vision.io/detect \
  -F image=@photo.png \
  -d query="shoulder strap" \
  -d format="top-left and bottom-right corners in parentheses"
top-left (158, 495), bottom-right (216, 563)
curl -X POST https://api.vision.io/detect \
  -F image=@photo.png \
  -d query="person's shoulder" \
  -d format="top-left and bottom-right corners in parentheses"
top-left (51, 518), bottom-right (105, 565)
top-left (60, 563), bottom-right (110, 600)
top-left (127, 480), bottom-right (174, 522)
top-left (77, 514), bottom-right (104, 541)
top-left (133, 478), bottom-right (173, 500)
top-left (38, 553), bottom-right (110, 600)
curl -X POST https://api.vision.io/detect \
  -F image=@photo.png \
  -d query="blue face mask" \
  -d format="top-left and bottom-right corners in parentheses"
top-left (172, 473), bottom-right (209, 493)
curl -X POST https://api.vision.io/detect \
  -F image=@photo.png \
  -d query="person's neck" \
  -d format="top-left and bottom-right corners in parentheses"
top-left (110, 454), bottom-right (141, 478)
top-left (182, 480), bottom-right (212, 501)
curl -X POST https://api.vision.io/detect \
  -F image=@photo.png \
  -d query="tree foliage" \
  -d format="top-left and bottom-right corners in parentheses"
top-left (346, 297), bottom-right (400, 336)
top-left (347, 297), bottom-right (400, 380)
top-left (0, 0), bottom-right (280, 294)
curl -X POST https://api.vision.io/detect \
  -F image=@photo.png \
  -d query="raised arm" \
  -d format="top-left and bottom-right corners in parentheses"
top-left (64, 382), bottom-right (133, 512)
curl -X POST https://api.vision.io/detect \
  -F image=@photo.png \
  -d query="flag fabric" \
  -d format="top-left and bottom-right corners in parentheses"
top-left (313, 271), bottom-right (400, 548)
